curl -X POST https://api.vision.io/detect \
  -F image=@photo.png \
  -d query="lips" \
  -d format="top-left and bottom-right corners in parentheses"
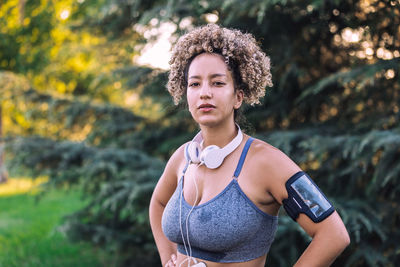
top-left (198, 103), bottom-right (216, 109)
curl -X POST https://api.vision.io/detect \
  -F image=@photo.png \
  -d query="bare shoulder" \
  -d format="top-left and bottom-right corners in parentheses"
top-left (163, 141), bottom-right (189, 180)
top-left (151, 142), bottom-right (189, 205)
top-left (248, 138), bottom-right (301, 179)
top-left (247, 137), bottom-right (302, 202)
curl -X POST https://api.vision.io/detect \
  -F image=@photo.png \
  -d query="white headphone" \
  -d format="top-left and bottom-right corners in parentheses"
top-left (185, 125), bottom-right (243, 169)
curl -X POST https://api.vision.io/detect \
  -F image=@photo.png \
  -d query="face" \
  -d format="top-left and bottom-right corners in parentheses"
top-left (186, 53), bottom-right (243, 127)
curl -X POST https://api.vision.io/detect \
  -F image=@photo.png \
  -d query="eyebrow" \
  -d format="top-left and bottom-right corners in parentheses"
top-left (188, 73), bottom-right (227, 79)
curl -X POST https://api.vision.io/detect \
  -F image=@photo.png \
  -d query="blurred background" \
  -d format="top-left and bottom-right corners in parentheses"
top-left (0, 0), bottom-right (399, 266)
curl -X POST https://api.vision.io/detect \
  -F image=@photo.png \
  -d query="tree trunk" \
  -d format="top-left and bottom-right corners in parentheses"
top-left (18, 0), bottom-right (26, 24)
top-left (0, 104), bottom-right (8, 184)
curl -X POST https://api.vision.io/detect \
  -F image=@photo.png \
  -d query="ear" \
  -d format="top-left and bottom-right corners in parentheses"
top-left (234, 89), bottom-right (244, 109)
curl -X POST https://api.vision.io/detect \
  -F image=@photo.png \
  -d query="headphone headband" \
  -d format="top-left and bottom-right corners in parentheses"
top-left (186, 124), bottom-right (243, 169)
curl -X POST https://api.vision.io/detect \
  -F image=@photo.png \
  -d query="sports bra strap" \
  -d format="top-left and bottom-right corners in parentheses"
top-left (233, 137), bottom-right (254, 178)
top-left (182, 143), bottom-right (190, 174)
top-left (183, 137), bottom-right (254, 177)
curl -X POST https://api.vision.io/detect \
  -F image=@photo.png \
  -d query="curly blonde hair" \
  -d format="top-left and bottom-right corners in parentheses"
top-left (167, 24), bottom-right (273, 105)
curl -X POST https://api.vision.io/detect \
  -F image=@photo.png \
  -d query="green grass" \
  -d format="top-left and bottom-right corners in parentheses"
top-left (0, 189), bottom-right (111, 267)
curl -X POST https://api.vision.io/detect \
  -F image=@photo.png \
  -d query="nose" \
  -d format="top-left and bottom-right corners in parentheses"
top-left (200, 83), bottom-right (212, 99)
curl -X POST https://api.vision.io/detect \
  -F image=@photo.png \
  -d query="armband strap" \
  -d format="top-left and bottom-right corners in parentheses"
top-left (282, 171), bottom-right (334, 223)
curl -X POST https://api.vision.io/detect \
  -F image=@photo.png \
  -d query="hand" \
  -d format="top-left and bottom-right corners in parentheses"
top-left (164, 254), bottom-right (177, 267)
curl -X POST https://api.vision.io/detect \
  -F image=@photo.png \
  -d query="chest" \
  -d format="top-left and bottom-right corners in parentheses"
top-left (182, 163), bottom-right (234, 206)
top-left (181, 162), bottom-right (277, 215)
top-left (162, 180), bottom-right (277, 253)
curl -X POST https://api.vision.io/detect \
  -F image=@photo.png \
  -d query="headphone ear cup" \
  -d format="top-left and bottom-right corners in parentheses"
top-left (188, 142), bottom-right (201, 164)
top-left (200, 145), bottom-right (223, 169)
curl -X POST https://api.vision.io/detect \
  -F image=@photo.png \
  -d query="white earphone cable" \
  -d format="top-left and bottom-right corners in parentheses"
top-left (179, 162), bottom-right (201, 267)
top-left (185, 163), bottom-right (201, 266)
top-left (179, 161), bottom-right (190, 266)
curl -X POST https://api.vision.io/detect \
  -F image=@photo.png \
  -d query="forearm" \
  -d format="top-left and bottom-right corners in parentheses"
top-left (294, 229), bottom-right (350, 267)
top-left (149, 198), bottom-right (177, 265)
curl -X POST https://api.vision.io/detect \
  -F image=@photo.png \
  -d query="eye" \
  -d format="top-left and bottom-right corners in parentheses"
top-left (188, 82), bottom-right (200, 87)
top-left (213, 81), bottom-right (226, 86)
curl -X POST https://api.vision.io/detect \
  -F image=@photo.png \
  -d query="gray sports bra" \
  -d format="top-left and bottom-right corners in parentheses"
top-left (161, 137), bottom-right (278, 263)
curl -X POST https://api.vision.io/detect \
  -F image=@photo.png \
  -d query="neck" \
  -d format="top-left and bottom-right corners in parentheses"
top-left (200, 121), bottom-right (238, 148)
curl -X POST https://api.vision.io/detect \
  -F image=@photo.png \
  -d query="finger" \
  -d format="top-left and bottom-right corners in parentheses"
top-left (171, 254), bottom-right (177, 263)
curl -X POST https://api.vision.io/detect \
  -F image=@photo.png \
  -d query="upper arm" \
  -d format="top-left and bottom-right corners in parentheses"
top-left (253, 140), bottom-right (347, 239)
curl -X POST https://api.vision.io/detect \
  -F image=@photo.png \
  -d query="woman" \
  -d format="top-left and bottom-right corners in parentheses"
top-left (149, 24), bottom-right (350, 267)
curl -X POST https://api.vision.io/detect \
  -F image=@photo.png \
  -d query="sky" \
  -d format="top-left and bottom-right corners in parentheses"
top-left (135, 21), bottom-right (177, 70)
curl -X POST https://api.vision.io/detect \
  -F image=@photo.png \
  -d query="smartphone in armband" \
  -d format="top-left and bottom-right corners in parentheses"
top-left (282, 171), bottom-right (335, 223)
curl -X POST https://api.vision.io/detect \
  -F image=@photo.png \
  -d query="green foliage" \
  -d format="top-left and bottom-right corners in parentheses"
top-left (258, 127), bottom-right (400, 266)
top-left (5, 136), bottom-right (164, 266)
top-left (297, 58), bottom-right (400, 103)
top-left (2, 0), bottom-right (400, 266)
top-left (0, 73), bottom-right (145, 147)
top-left (0, 0), bottom-right (55, 74)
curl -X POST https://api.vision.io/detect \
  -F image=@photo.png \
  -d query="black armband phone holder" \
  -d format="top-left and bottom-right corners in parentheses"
top-left (282, 171), bottom-right (334, 223)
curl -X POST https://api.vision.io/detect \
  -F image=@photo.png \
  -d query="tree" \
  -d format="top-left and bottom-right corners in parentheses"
top-left (100, 1), bottom-right (400, 266)
top-left (2, 0), bottom-right (400, 266)
top-left (0, 104), bottom-right (8, 184)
